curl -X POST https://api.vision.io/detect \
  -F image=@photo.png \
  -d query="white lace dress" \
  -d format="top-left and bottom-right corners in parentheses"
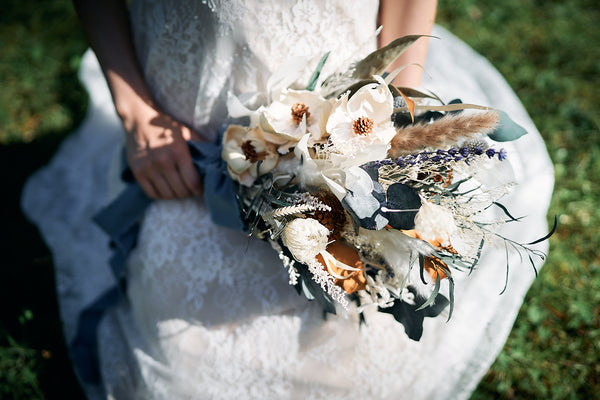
top-left (21, 1), bottom-right (554, 399)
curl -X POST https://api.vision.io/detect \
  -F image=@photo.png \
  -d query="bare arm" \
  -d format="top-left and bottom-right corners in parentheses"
top-left (378, 0), bottom-right (438, 87)
top-left (73, 0), bottom-right (202, 199)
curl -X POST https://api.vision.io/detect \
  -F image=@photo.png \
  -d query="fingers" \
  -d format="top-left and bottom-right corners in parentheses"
top-left (177, 161), bottom-right (203, 196)
top-left (125, 108), bottom-right (205, 199)
top-left (137, 176), bottom-right (160, 199)
top-left (177, 126), bottom-right (204, 196)
top-left (130, 142), bottom-right (202, 199)
top-left (161, 139), bottom-right (202, 198)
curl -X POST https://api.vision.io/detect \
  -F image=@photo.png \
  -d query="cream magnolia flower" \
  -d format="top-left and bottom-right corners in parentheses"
top-left (326, 76), bottom-right (396, 166)
top-left (262, 89), bottom-right (332, 152)
top-left (222, 125), bottom-right (279, 187)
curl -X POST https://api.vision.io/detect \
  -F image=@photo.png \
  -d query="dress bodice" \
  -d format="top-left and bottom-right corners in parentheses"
top-left (129, 0), bottom-right (379, 140)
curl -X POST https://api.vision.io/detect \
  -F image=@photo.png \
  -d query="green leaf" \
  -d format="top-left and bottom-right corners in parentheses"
top-left (446, 276), bottom-right (455, 321)
top-left (353, 35), bottom-right (434, 79)
top-left (499, 242), bottom-right (510, 295)
top-left (306, 52), bottom-right (330, 91)
top-left (490, 201), bottom-right (523, 222)
top-left (416, 274), bottom-right (441, 311)
top-left (488, 110), bottom-right (528, 142)
top-left (419, 254), bottom-right (427, 284)
top-left (527, 215), bottom-right (558, 245)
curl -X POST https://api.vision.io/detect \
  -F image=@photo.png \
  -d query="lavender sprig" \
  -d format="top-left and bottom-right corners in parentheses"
top-left (370, 145), bottom-right (507, 169)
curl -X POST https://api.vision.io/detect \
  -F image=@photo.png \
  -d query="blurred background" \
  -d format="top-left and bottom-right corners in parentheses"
top-left (1, 0), bottom-right (598, 398)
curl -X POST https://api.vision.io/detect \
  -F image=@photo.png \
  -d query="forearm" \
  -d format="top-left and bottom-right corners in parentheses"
top-left (378, 0), bottom-right (437, 87)
top-left (73, 0), bottom-right (153, 127)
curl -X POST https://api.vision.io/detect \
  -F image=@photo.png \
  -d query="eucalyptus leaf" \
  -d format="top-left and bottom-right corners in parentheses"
top-left (378, 286), bottom-right (449, 341)
top-left (353, 35), bottom-right (434, 79)
top-left (488, 110), bottom-right (528, 142)
top-left (383, 183), bottom-right (421, 230)
top-left (394, 86), bottom-right (442, 101)
top-left (306, 52), bottom-right (330, 91)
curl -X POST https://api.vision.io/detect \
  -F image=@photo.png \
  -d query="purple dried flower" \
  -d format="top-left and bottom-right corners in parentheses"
top-left (498, 148), bottom-right (507, 161)
top-left (486, 148), bottom-right (496, 158)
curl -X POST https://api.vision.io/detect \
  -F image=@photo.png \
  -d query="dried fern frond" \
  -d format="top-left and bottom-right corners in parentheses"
top-left (388, 111), bottom-right (500, 158)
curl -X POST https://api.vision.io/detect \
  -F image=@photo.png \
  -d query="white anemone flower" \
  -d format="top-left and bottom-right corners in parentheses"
top-left (222, 125), bottom-right (279, 187)
top-left (262, 89), bottom-right (332, 153)
top-left (326, 76), bottom-right (396, 166)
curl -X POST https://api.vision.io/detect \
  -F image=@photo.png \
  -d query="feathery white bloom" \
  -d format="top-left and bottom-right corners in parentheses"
top-left (414, 202), bottom-right (458, 247)
top-left (281, 218), bottom-right (330, 264)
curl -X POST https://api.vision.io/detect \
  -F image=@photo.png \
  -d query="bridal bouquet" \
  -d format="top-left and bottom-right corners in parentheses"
top-left (217, 35), bottom-right (554, 340)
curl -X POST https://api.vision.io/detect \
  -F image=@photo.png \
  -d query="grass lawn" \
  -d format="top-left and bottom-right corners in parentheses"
top-left (1, 0), bottom-right (598, 398)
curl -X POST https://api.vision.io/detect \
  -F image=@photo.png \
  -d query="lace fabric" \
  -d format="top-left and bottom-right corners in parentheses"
top-left (21, 1), bottom-right (554, 398)
top-left (129, 0), bottom-right (379, 140)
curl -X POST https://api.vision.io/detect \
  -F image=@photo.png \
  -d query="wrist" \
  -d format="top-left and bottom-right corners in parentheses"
top-left (108, 74), bottom-right (155, 133)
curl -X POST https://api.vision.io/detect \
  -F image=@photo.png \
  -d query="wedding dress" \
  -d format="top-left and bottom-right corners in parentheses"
top-left (21, 1), bottom-right (554, 399)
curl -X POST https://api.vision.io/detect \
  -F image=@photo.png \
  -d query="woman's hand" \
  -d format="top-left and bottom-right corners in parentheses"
top-left (73, 0), bottom-right (203, 199)
top-left (123, 100), bottom-right (204, 199)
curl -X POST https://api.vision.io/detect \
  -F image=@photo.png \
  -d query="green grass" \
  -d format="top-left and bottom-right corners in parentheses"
top-left (437, 1), bottom-right (600, 399)
top-left (1, 0), bottom-right (598, 399)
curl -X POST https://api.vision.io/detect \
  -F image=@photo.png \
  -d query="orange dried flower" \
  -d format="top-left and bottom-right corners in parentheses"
top-left (401, 229), bottom-right (458, 281)
top-left (316, 241), bottom-right (366, 294)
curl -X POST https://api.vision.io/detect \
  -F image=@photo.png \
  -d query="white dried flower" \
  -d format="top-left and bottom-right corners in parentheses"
top-left (222, 125), bottom-right (279, 186)
top-left (325, 76), bottom-right (396, 166)
top-left (414, 202), bottom-right (458, 247)
top-left (281, 218), bottom-right (330, 264)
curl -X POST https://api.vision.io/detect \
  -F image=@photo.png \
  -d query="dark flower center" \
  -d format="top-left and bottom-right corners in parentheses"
top-left (291, 102), bottom-right (311, 124)
top-left (352, 117), bottom-right (374, 135)
top-left (242, 140), bottom-right (259, 162)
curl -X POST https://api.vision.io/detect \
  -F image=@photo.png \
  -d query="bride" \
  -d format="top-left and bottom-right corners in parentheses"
top-left (22, 0), bottom-right (554, 399)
